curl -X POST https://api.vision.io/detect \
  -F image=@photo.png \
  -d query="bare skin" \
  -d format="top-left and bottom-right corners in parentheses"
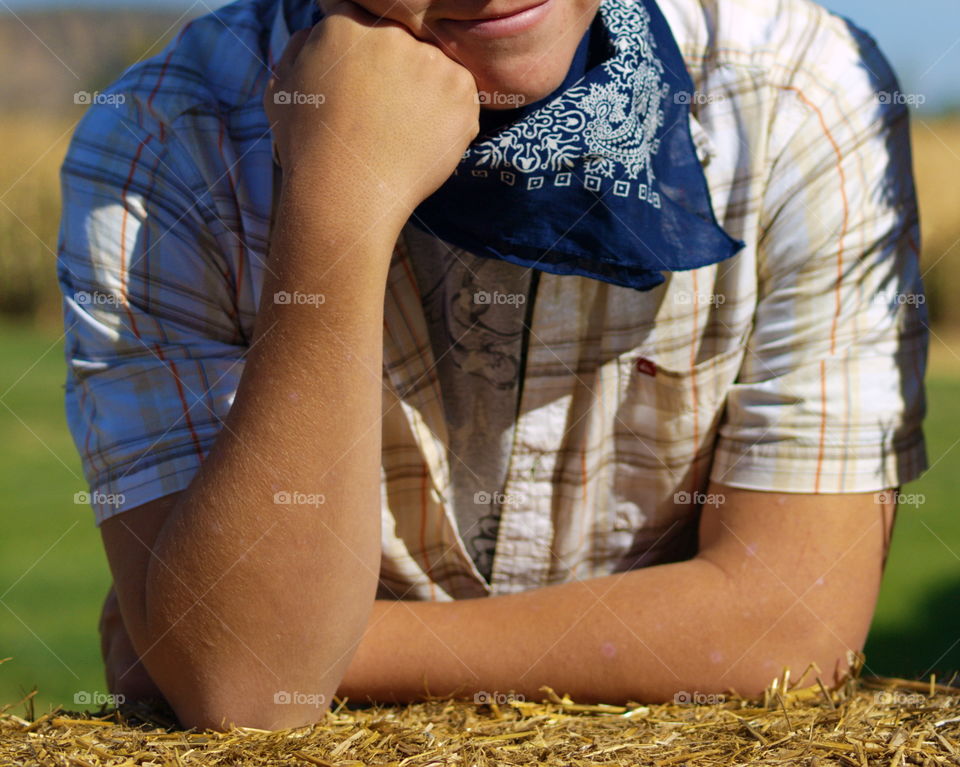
top-left (100, 0), bottom-right (478, 730)
top-left (334, 485), bottom-right (898, 704)
top-left (311, 0), bottom-right (602, 106)
top-left (98, 0), bottom-right (901, 732)
top-left (103, 486), bottom-right (898, 719)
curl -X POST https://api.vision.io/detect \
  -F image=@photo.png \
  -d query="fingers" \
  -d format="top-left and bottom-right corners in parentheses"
top-left (264, 0), bottom-right (417, 169)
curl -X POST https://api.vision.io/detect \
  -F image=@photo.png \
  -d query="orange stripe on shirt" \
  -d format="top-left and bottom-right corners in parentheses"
top-left (118, 137), bottom-right (204, 462)
top-left (783, 86), bottom-right (849, 357)
top-left (146, 22), bottom-right (191, 142)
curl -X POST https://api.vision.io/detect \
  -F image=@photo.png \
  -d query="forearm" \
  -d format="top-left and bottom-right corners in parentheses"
top-left (138, 173), bottom-right (397, 728)
top-left (338, 557), bottom-right (851, 705)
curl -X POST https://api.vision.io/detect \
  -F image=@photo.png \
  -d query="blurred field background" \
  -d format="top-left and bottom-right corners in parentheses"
top-left (1, 3), bottom-right (959, 714)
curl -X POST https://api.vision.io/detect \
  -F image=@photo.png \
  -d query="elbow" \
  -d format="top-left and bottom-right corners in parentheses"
top-left (137, 627), bottom-right (338, 731)
top-left (797, 626), bottom-right (867, 689)
top-left (172, 687), bottom-right (333, 732)
top-left (698, 557), bottom-right (872, 698)
top-left (157, 667), bottom-right (335, 731)
top-left (136, 549), bottom-right (375, 730)
top-left (776, 602), bottom-right (871, 690)
top-left (720, 618), bottom-right (865, 699)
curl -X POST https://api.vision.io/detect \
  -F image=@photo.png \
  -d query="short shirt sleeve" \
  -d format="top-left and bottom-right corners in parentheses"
top-left (58, 103), bottom-right (248, 525)
top-left (709, 18), bottom-right (928, 494)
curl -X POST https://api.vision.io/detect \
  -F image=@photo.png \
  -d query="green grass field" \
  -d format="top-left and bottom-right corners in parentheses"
top-left (0, 320), bottom-right (958, 715)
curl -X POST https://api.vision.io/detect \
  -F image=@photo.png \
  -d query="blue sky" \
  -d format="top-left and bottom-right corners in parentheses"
top-left (5, 0), bottom-right (958, 110)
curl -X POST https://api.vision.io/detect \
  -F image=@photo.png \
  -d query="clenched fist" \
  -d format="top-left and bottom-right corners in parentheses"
top-left (264, 0), bottom-right (480, 234)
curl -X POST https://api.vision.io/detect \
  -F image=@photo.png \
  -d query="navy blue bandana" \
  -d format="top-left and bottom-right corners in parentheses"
top-left (407, 0), bottom-right (745, 291)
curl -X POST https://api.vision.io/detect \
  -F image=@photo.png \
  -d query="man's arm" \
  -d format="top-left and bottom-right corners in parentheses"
top-left (335, 481), bottom-right (896, 703)
top-left (101, 195), bottom-right (394, 729)
top-left (99, 3), bottom-right (478, 731)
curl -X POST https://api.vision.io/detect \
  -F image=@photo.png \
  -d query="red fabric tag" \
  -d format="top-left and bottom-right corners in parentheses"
top-left (635, 357), bottom-right (657, 377)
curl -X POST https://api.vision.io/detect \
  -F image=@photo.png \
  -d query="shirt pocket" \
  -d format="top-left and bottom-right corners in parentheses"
top-left (613, 344), bottom-right (745, 464)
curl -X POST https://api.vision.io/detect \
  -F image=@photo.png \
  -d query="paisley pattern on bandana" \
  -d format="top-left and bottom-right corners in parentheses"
top-left (468, 0), bottom-right (664, 196)
top-left (410, 0), bottom-right (746, 292)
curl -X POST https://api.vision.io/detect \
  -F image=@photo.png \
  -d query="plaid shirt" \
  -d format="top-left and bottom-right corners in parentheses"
top-left (58, 0), bottom-right (928, 600)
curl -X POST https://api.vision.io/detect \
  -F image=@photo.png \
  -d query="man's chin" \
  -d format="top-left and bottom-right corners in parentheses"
top-left (468, 64), bottom-right (567, 111)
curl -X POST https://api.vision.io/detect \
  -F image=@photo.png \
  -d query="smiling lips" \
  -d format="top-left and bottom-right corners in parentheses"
top-left (437, 0), bottom-right (553, 38)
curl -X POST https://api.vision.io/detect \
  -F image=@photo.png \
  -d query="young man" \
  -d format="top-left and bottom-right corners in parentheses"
top-left (59, 0), bottom-right (926, 731)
